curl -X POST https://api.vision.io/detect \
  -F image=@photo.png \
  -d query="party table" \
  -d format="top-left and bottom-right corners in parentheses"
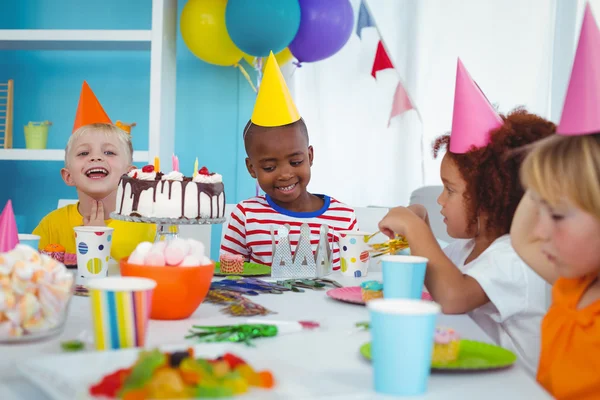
top-left (0, 271), bottom-right (551, 399)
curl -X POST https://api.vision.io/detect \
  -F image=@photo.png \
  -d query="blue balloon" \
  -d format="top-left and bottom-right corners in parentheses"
top-left (226, 0), bottom-right (301, 57)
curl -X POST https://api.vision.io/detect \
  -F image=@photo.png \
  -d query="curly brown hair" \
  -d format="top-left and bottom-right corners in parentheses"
top-left (433, 108), bottom-right (556, 238)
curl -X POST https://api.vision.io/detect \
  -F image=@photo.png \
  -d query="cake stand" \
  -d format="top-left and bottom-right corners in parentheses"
top-left (109, 212), bottom-right (226, 242)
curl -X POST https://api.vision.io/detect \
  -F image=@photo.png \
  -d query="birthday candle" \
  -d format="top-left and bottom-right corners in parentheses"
top-left (154, 156), bottom-right (160, 172)
top-left (172, 154), bottom-right (179, 172)
top-left (193, 158), bottom-right (198, 178)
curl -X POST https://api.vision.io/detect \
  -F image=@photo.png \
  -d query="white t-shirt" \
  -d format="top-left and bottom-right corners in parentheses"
top-left (443, 234), bottom-right (549, 375)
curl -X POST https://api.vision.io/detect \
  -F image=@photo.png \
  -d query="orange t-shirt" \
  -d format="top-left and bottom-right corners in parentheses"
top-left (536, 275), bottom-right (600, 399)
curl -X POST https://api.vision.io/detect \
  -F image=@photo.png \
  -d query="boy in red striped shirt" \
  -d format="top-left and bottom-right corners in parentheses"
top-left (220, 53), bottom-right (356, 269)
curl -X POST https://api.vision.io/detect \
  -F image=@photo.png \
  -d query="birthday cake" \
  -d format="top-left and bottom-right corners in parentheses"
top-left (115, 165), bottom-right (226, 220)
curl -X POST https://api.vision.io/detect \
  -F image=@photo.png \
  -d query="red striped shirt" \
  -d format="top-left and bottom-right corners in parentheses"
top-left (220, 195), bottom-right (357, 270)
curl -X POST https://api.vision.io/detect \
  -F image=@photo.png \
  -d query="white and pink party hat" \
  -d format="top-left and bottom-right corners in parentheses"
top-left (0, 200), bottom-right (19, 252)
top-left (450, 58), bottom-right (504, 154)
top-left (558, 3), bottom-right (600, 135)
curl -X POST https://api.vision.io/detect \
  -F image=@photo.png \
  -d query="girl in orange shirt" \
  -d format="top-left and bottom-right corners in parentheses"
top-left (510, 6), bottom-right (600, 399)
top-left (512, 136), bottom-right (600, 399)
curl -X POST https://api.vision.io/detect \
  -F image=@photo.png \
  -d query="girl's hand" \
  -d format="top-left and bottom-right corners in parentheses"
top-left (378, 206), bottom-right (422, 239)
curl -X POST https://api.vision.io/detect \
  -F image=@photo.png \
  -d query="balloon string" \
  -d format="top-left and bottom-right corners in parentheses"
top-left (256, 57), bottom-right (264, 91)
top-left (235, 63), bottom-right (257, 93)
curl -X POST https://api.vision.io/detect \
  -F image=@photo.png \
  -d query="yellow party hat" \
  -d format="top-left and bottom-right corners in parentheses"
top-left (251, 52), bottom-right (300, 127)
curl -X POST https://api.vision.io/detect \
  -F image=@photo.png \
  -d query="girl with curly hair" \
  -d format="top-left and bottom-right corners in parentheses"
top-left (378, 60), bottom-right (555, 374)
top-left (511, 7), bottom-right (600, 397)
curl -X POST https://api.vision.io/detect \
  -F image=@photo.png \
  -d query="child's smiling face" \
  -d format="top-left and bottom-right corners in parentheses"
top-left (62, 129), bottom-right (132, 199)
top-left (244, 122), bottom-right (313, 207)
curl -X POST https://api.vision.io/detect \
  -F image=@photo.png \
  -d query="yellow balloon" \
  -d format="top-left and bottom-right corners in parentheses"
top-left (180, 0), bottom-right (243, 66)
top-left (243, 48), bottom-right (294, 71)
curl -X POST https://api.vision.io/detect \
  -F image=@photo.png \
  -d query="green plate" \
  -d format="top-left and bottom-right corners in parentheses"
top-left (213, 262), bottom-right (271, 277)
top-left (360, 340), bottom-right (517, 371)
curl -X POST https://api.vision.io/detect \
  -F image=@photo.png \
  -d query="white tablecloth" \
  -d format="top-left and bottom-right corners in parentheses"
top-left (0, 271), bottom-right (551, 399)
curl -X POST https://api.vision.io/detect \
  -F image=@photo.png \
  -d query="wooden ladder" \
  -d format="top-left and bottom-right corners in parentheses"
top-left (0, 79), bottom-right (14, 149)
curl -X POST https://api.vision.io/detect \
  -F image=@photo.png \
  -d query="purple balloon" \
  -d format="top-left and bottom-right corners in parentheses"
top-left (289, 0), bottom-right (354, 63)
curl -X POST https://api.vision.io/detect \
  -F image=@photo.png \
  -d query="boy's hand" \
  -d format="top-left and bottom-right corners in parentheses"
top-left (378, 206), bottom-right (422, 239)
top-left (83, 201), bottom-right (106, 226)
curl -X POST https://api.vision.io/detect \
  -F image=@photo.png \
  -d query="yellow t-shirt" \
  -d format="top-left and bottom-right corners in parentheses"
top-left (33, 204), bottom-right (156, 262)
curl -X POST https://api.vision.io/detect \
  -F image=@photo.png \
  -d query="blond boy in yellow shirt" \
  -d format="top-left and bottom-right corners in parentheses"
top-left (34, 83), bottom-right (155, 264)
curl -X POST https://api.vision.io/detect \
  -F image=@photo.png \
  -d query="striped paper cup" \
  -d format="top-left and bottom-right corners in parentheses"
top-left (87, 277), bottom-right (156, 350)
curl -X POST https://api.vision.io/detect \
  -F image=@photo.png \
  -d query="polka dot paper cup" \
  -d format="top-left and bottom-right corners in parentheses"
top-left (338, 230), bottom-right (372, 278)
top-left (73, 226), bottom-right (114, 287)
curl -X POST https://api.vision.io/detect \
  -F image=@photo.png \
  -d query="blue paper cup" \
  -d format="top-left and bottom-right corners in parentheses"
top-left (381, 255), bottom-right (428, 299)
top-left (18, 234), bottom-right (40, 250)
top-left (368, 298), bottom-right (440, 396)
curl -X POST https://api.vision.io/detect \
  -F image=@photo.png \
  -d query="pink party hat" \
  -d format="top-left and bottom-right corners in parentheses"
top-left (450, 59), bottom-right (504, 154)
top-left (557, 3), bottom-right (600, 135)
top-left (0, 200), bottom-right (19, 252)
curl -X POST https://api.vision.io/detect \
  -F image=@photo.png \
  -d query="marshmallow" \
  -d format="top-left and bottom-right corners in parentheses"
top-left (165, 239), bottom-right (189, 266)
top-left (152, 241), bottom-right (168, 253)
top-left (186, 239), bottom-right (205, 258)
top-left (6, 292), bottom-right (41, 325)
top-left (128, 241), bottom-right (154, 265)
top-left (0, 290), bottom-right (16, 312)
top-left (180, 255), bottom-right (202, 267)
top-left (0, 320), bottom-right (22, 339)
top-left (201, 256), bottom-right (212, 265)
top-left (23, 312), bottom-right (51, 333)
top-left (0, 246), bottom-right (73, 338)
top-left (14, 245), bottom-right (41, 265)
top-left (0, 253), bottom-right (16, 274)
top-left (127, 252), bottom-right (146, 265)
top-left (11, 262), bottom-right (36, 295)
top-left (144, 251), bottom-right (166, 266)
top-left (130, 239), bottom-right (209, 267)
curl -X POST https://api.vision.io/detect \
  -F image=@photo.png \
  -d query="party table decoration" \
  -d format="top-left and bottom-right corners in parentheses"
top-left (369, 234), bottom-right (409, 258)
top-left (205, 289), bottom-right (275, 317)
top-left (210, 277), bottom-right (343, 296)
top-left (271, 223), bottom-right (332, 279)
top-left (186, 320), bottom-right (319, 346)
top-left (61, 339), bottom-right (86, 352)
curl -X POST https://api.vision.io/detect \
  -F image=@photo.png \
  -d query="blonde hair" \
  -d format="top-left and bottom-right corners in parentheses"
top-left (521, 134), bottom-right (600, 218)
top-left (65, 123), bottom-right (133, 166)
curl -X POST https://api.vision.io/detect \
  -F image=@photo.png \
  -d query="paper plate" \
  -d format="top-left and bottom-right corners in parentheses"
top-left (326, 286), bottom-right (432, 305)
top-left (214, 262), bottom-right (271, 277)
top-left (359, 340), bottom-right (517, 371)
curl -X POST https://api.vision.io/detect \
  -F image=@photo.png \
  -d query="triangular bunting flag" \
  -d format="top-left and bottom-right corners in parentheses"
top-left (372, 41), bottom-right (395, 78)
top-left (356, 0), bottom-right (375, 39)
top-left (388, 81), bottom-right (414, 127)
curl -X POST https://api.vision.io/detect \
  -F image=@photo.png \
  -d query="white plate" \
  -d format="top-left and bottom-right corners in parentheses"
top-left (17, 343), bottom-right (369, 399)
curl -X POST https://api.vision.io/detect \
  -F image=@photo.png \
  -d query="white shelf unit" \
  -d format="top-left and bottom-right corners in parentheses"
top-left (0, 29), bottom-right (152, 50)
top-left (0, 0), bottom-right (177, 163)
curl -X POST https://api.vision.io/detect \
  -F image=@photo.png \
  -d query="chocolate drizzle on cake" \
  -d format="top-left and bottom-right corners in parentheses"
top-left (117, 174), bottom-right (225, 219)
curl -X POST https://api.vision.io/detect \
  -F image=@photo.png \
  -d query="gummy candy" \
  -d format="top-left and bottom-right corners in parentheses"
top-left (90, 349), bottom-right (275, 398)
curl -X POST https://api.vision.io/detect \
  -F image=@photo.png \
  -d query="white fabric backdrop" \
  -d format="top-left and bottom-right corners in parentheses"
top-left (289, 0), bottom-right (588, 208)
